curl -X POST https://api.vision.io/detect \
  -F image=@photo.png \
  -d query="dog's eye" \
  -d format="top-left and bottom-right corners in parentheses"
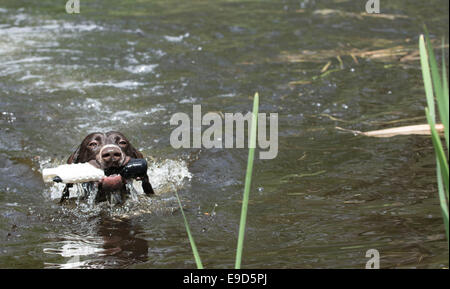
top-left (88, 141), bottom-right (98, 148)
top-left (118, 140), bottom-right (127, 146)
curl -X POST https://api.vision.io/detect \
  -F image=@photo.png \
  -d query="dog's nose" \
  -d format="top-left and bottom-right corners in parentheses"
top-left (101, 146), bottom-right (123, 164)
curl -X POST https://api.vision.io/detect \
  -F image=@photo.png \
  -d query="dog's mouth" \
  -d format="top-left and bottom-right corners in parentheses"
top-left (100, 174), bottom-right (125, 191)
top-left (83, 157), bottom-right (149, 201)
top-left (86, 156), bottom-right (131, 193)
top-left (102, 156), bottom-right (130, 176)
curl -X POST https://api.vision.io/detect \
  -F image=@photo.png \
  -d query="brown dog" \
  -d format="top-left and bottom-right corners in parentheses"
top-left (60, 131), bottom-right (154, 204)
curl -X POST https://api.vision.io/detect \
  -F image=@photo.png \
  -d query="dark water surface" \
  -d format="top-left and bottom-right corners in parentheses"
top-left (0, 0), bottom-right (448, 268)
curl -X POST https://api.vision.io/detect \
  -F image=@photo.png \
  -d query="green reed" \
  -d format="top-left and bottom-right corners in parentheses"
top-left (235, 92), bottom-right (259, 269)
top-left (175, 189), bottom-right (204, 268)
top-left (175, 92), bottom-right (260, 268)
top-left (419, 31), bottom-right (449, 244)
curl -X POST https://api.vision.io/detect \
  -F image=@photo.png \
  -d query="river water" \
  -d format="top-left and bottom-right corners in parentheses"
top-left (0, 0), bottom-right (448, 268)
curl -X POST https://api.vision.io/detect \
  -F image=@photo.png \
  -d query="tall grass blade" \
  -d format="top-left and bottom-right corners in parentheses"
top-left (424, 29), bottom-right (444, 120)
top-left (175, 190), bottom-right (204, 269)
top-left (421, 32), bottom-right (449, 244)
top-left (419, 35), bottom-right (435, 121)
top-left (436, 163), bottom-right (449, 242)
top-left (235, 92), bottom-right (259, 269)
top-left (441, 38), bottom-right (449, 152)
top-left (426, 108), bottom-right (449, 198)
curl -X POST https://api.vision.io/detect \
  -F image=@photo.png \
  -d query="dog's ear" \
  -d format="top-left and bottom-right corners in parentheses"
top-left (67, 145), bottom-right (81, 164)
top-left (127, 144), bottom-right (144, 159)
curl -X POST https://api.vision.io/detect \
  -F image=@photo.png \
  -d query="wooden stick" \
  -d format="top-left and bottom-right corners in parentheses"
top-left (336, 124), bottom-right (444, 138)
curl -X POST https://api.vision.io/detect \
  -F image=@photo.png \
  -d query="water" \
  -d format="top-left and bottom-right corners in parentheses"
top-left (0, 0), bottom-right (448, 268)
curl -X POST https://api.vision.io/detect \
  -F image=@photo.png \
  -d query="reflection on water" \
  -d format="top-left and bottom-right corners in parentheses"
top-left (0, 0), bottom-right (448, 268)
top-left (44, 234), bottom-right (107, 269)
top-left (44, 217), bottom-right (148, 269)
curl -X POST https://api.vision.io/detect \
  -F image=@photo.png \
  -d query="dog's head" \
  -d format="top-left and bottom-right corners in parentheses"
top-left (67, 131), bottom-right (143, 170)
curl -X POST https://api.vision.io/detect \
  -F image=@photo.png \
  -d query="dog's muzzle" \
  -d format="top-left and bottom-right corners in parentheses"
top-left (97, 144), bottom-right (125, 169)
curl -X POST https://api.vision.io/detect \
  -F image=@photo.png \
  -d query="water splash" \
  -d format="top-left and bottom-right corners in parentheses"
top-left (39, 157), bottom-right (192, 217)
